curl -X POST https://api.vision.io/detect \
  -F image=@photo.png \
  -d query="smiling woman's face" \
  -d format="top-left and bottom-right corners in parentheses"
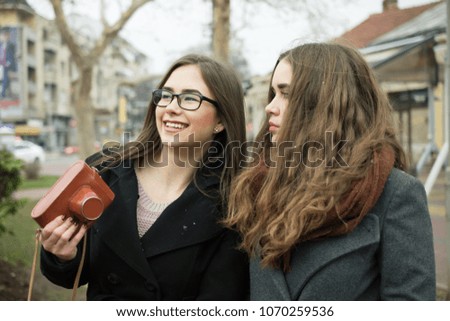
top-left (155, 64), bottom-right (224, 148)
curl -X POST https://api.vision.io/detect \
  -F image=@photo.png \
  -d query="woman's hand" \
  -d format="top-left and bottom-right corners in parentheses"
top-left (40, 215), bottom-right (88, 262)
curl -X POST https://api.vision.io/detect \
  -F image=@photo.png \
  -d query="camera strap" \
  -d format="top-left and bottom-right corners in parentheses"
top-left (27, 162), bottom-right (113, 300)
top-left (27, 228), bottom-right (88, 301)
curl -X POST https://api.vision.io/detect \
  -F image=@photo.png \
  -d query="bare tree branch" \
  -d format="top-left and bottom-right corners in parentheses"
top-left (88, 0), bottom-right (152, 62)
top-left (48, 0), bottom-right (153, 158)
top-left (49, 0), bottom-right (85, 68)
top-left (251, 0), bottom-right (356, 38)
top-left (212, 0), bottom-right (358, 62)
top-left (51, 0), bottom-right (152, 68)
top-left (100, 0), bottom-right (109, 29)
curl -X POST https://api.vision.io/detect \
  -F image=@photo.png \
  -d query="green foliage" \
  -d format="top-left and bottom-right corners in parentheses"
top-left (0, 149), bottom-right (25, 236)
top-left (0, 200), bottom-right (38, 265)
top-left (0, 199), bottom-right (85, 300)
top-left (19, 175), bottom-right (59, 190)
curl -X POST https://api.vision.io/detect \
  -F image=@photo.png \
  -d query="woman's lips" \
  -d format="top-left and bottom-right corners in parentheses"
top-left (268, 121), bottom-right (279, 132)
top-left (162, 121), bottom-right (189, 133)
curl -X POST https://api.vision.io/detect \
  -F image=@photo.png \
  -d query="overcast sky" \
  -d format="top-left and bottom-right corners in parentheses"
top-left (27, 0), bottom-right (439, 76)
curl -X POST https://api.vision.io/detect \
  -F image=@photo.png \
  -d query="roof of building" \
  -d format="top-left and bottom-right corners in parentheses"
top-left (373, 2), bottom-right (446, 44)
top-left (0, 0), bottom-right (34, 14)
top-left (337, 1), bottom-right (443, 48)
top-left (0, 0), bottom-right (31, 6)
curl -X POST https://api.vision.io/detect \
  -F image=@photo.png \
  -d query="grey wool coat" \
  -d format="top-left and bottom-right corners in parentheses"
top-left (250, 168), bottom-right (436, 301)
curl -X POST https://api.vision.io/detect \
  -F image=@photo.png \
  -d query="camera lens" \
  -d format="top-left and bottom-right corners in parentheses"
top-left (69, 186), bottom-right (104, 221)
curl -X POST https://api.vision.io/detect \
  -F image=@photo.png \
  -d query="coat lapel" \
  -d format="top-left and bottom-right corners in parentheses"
top-left (95, 164), bottom-right (153, 280)
top-left (250, 257), bottom-right (291, 300)
top-left (286, 213), bottom-right (380, 300)
top-left (140, 175), bottom-right (223, 258)
top-left (250, 213), bottom-right (380, 301)
top-left (95, 165), bottom-right (223, 278)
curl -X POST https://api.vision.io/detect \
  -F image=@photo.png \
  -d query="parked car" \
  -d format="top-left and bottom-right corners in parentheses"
top-left (10, 140), bottom-right (46, 164)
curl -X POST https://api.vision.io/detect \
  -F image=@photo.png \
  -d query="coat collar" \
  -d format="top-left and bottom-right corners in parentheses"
top-left (285, 214), bottom-right (380, 300)
top-left (251, 214), bottom-right (380, 300)
top-left (139, 181), bottom-right (223, 257)
top-left (95, 162), bottom-right (223, 279)
top-left (108, 161), bottom-right (221, 189)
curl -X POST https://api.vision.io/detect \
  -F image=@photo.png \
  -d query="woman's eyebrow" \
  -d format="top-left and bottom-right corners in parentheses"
top-left (161, 86), bottom-right (202, 95)
top-left (271, 83), bottom-right (290, 92)
top-left (277, 83), bottom-right (290, 90)
top-left (181, 89), bottom-right (202, 95)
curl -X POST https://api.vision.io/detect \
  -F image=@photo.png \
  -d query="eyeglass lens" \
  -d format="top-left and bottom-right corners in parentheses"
top-left (153, 89), bottom-right (201, 110)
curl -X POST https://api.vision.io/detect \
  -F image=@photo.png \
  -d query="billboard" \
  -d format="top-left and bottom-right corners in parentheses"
top-left (0, 26), bottom-right (22, 118)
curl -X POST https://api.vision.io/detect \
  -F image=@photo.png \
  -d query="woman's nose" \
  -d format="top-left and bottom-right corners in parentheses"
top-left (265, 99), bottom-right (280, 116)
top-left (165, 97), bottom-right (182, 113)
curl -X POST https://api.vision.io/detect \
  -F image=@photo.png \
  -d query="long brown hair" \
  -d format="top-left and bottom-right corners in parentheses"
top-left (94, 54), bottom-right (246, 204)
top-left (225, 42), bottom-right (406, 270)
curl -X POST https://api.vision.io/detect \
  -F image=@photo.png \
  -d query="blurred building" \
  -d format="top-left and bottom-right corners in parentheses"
top-left (0, 0), bottom-right (70, 150)
top-left (117, 75), bottom-right (162, 141)
top-left (0, 0), bottom-right (149, 152)
top-left (244, 74), bottom-right (269, 140)
top-left (338, 0), bottom-right (446, 174)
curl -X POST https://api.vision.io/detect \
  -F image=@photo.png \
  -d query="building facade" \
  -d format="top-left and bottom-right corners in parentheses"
top-left (340, 0), bottom-right (447, 174)
top-left (0, 0), bottom-right (149, 152)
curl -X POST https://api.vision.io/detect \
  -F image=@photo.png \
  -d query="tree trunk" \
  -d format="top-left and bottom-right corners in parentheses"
top-left (74, 67), bottom-right (97, 159)
top-left (212, 0), bottom-right (230, 63)
top-left (49, 0), bottom-right (153, 160)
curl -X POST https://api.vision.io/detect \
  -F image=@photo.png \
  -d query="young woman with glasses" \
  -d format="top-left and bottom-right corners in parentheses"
top-left (225, 42), bottom-right (436, 300)
top-left (39, 54), bottom-right (249, 300)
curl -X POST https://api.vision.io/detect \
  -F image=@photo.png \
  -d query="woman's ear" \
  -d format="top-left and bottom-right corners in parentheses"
top-left (213, 122), bottom-right (225, 134)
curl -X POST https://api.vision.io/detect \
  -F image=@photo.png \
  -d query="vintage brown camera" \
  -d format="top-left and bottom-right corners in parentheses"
top-left (31, 160), bottom-right (115, 228)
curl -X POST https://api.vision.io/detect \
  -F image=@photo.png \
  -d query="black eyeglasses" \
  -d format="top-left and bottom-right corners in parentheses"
top-left (152, 89), bottom-right (219, 111)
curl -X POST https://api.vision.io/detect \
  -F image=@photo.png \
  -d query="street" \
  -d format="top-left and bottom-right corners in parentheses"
top-left (13, 153), bottom-right (81, 200)
top-left (41, 153), bottom-right (81, 176)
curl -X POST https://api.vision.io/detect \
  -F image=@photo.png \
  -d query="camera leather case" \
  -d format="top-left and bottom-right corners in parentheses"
top-left (31, 160), bottom-right (115, 228)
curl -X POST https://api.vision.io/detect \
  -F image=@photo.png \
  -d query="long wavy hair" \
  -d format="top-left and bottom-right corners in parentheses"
top-left (93, 54), bottom-right (246, 205)
top-left (225, 42), bottom-right (406, 270)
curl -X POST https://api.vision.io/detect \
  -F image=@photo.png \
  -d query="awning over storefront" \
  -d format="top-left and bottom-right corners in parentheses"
top-left (360, 33), bottom-right (440, 84)
top-left (15, 125), bottom-right (41, 136)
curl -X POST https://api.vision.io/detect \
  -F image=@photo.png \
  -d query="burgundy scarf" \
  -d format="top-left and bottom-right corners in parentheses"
top-left (301, 146), bottom-right (395, 242)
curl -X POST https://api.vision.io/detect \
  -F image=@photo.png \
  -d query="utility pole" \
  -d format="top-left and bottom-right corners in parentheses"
top-left (445, 0), bottom-right (450, 300)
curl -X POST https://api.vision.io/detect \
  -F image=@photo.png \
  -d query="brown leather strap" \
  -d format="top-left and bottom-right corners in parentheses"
top-left (71, 235), bottom-right (87, 300)
top-left (27, 228), bottom-right (41, 301)
top-left (27, 230), bottom-right (87, 301)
